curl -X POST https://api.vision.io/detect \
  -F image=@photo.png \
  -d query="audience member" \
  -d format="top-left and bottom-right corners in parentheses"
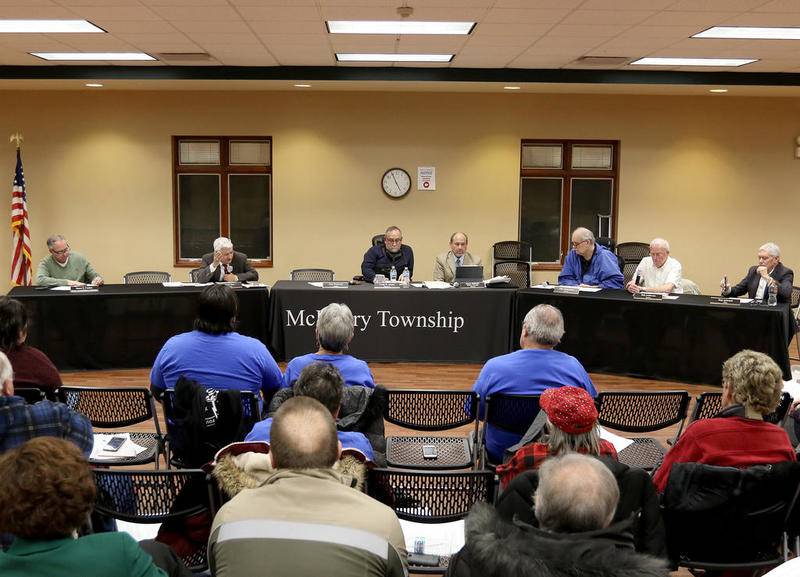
top-left (653, 349), bottom-right (796, 493)
top-left (448, 454), bottom-right (667, 577)
top-left (195, 237), bottom-right (258, 283)
top-left (558, 227), bottom-right (623, 289)
top-left (282, 303), bottom-right (374, 388)
top-left (0, 437), bottom-right (190, 577)
top-left (209, 397), bottom-right (407, 576)
top-left (432, 232), bottom-right (482, 283)
top-left (626, 238), bottom-right (683, 294)
top-left (721, 242), bottom-right (793, 303)
top-left (150, 284), bottom-right (282, 403)
top-left (361, 226), bottom-right (414, 283)
top-left (473, 304), bottom-right (596, 463)
top-left (36, 234), bottom-right (103, 287)
top-left (0, 297), bottom-right (61, 394)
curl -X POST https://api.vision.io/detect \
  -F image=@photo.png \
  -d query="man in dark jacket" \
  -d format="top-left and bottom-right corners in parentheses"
top-left (448, 454), bottom-right (667, 577)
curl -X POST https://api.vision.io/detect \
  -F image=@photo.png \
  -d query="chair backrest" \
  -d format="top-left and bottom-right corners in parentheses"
top-left (367, 469), bottom-right (495, 523)
top-left (372, 234), bottom-right (385, 247)
top-left (596, 236), bottom-right (617, 252)
top-left (682, 278), bottom-right (701, 295)
top-left (493, 240), bottom-right (532, 262)
top-left (57, 386), bottom-right (161, 431)
top-left (189, 267), bottom-right (205, 282)
top-left (493, 260), bottom-right (530, 288)
top-left (616, 241), bottom-right (650, 263)
top-left (792, 286), bottom-right (800, 309)
top-left (691, 391), bottom-right (792, 426)
top-left (290, 268), bottom-right (334, 282)
top-left (622, 261), bottom-right (639, 285)
top-left (384, 389), bottom-right (477, 431)
top-left (484, 393), bottom-right (542, 436)
top-left (596, 390), bottom-right (690, 433)
top-left (14, 386), bottom-right (46, 404)
top-left (124, 271), bottom-right (171, 284)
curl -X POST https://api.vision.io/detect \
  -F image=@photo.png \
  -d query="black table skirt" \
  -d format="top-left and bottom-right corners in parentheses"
top-left (269, 281), bottom-right (516, 363)
top-left (10, 284), bottom-right (269, 371)
top-left (515, 289), bottom-right (794, 386)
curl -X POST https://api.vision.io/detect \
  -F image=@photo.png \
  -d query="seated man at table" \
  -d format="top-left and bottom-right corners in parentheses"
top-left (35, 234), bottom-right (103, 287)
top-left (150, 284), bottom-right (282, 403)
top-left (558, 227), bottom-right (623, 289)
top-left (195, 237), bottom-right (258, 283)
top-left (625, 238), bottom-right (683, 294)
top-left (472, 304), bottom-right (597, 464)
top-left (361, 226), bottom-right (414, 283)
top-left (721, 242), bottom-right (793, 303)
top-left (433, 231), bottom-right (482, 283)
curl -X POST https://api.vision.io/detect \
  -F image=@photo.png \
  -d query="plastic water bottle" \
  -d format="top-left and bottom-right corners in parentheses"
top-left (400, 267), bottom-right (410, 286)
top-left (390, 266), bottom-right (397, 281)
top-left (768, 283), bottom-right (778, 306)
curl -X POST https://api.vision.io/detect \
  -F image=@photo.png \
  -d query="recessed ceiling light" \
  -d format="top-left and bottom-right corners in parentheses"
top-left (0, 20), bottom-right (104, 33)
top-left (294, 84), bottom-right (311, 88)
top-left (31, 52), bottom-right (155, 61)
top-left (631, 57), bottom-right (756, 67)
top-left (504, 86), bottom-right (521, 90)
top-left (709, 88), bottom-right (728, 93)
top-left (327, 21), bottom-right (474, 35)
top-left (336, 53), bottom-right (453, 62)
top-left (694, 27), bottom-right (800, 40)
top-left (85, 83), bottom-right (103, 87)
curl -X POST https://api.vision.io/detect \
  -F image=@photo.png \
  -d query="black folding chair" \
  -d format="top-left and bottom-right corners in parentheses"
top-left (383, 389), bottom-right (478, 469)
top-left (481, 393), bottom-right (542, 468)
top-left (493, 260), bottom-right (530, 288)
top-left (57, 386), bottom-right (164, 468)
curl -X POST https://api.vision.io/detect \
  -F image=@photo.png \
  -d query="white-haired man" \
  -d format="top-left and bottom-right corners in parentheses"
top-left (196, 237), bottom-right (258, 283)
top-left (626, 238), bottom-right (683, 294)
top-left (558, 228), bottom-right (623, 289)
top-left (721, 242), bottom-right (793, 303)
top-left (472, 304), bottom-right (596, 464)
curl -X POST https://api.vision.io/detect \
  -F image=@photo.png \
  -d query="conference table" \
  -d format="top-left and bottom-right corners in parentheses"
top-left (10, 284), bottom-right (270, 371)
top-left (268, 281), bottom-right (517, 362)
top-left (515, 288), bottom-right (794, 386)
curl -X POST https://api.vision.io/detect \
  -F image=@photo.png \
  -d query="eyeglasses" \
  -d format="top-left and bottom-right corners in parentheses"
top-left (384, 237), bottom-right (403, 244)
top-left (50, 245), bottom-right (70, 256)
top-left (571, 239), bottom-right (588, 248)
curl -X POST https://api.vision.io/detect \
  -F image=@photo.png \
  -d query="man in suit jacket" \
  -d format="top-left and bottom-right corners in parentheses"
top-left (722, 242), bottom-right (793, 303)
top-left (433, 231), bottom-right (482, 283)
top-left (195, 237), bottom-right (258, 283)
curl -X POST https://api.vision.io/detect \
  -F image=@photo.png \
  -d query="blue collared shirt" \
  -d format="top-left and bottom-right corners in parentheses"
top-left (0, 396), bottom-right (93, 455)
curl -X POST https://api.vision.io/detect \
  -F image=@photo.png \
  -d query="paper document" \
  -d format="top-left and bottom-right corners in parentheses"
top-left (308, 282), bottom-right (348, 289)
top-left (91, 433), bottom-right (148, 460)
top-left (424, 281), bottom-right (453, 289)
top-left (532, 283), bottom-right (555, 290)
top-left (242, 282), bottom-right (268, 288)
top-left (50, 286), bottom-right (72, 291)
top-left (400, 519), bottom-right (465, 556)
top-left (485, 276), bottom-right (511, 285)
top-left (162, 282), bottom-right (182, 287)
top-left (598, 426), bottom-right (635, 452)
top-left (117, 521), bottom-right (161, 542)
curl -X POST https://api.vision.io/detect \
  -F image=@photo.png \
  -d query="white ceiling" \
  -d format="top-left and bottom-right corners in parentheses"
top-left (2, 0), bottom-right (800, 92)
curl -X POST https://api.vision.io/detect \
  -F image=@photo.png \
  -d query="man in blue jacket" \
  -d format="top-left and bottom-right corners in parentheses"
top-left (558, 227), bottom-right (623, 289)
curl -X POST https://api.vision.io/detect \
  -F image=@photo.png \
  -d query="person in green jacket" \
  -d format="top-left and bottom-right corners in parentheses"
top-left (36, 234), bottom-right (103, 286)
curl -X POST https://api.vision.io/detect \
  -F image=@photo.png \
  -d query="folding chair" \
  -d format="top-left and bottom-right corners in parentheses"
top-left (383, 389), bottom-right (478, 469)
top-left (290, 268), bottom-right (334, 282)
top-left (596, 390), bottom-right (690, 471)
top-left (57, 386), bottom-right (164, 468)
top-left (493, 260), bottom-right (530, 288)
top-left (481, 393), bottom-right (542, 468)
top-left (14, 386), bottom-right (46, 403)
top-left (123, 271), bottom-right (171, 284)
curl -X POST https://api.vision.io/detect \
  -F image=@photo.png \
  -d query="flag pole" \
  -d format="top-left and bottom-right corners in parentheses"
top-left (9, 133), bottom-right (23, 149)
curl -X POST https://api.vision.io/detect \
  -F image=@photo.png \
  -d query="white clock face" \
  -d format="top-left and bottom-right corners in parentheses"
top-left (382, 168), bottom-right (411, 198)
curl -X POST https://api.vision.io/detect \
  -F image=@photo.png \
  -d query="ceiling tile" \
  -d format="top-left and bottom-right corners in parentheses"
top-left (562, 10), bottom-right (656, 25)
top-left (171, 20), bottom-right (250, 33)
top-left (640, 11), bottom-right (740, 27)
top-left (148, 6), bottom-right (242, 20)
top-left (546, 24), bottom-right (634, 38)
top-left (484, 9), bottom-right (572, 24)
top-left (580, 0), bottom-right (674, 8)
top-left (248, 20), bottom-right (324, 34)
top-left (466, 35), bottom-right (540, 47)
top-left (235, 6), bottom-right (320, 20)
top-left (475, 22), bottom-right (553, 36)
top-left (101, 21), bottom-right (180, 34)
top-left (754, 0), bottom-right (800, 11)
top-left (668, 0), bottom-right (769, 10)
top-left (64, 6), bottom-right (163, 21)
top-left (0, 6), bottom-right (75, 18)
top-left (722, 13), bottom-right (800, 26)
top-left (186, 32), bottom-right (262, 45)
top-left (260, 33), bottom-right (330, 47)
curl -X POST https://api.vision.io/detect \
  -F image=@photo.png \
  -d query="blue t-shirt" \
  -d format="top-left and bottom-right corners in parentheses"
top-left (472, 348), bottom-right (597, 463)
top-left (283, 353), bottom-right (375, 389)
top-left (245, 417), bottom-right (374, 462)
top-left (150, 330), bottom-right (283, 400)
top-left (558, 244), bottom-right (623, 289)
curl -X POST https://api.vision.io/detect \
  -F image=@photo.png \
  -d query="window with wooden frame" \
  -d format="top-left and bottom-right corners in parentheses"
top-left (519, 139), bottom-right (619, 270)
top-left (172, 136), bottom-right (272, 267)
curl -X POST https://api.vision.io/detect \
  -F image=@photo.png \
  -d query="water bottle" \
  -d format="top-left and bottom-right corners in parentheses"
top-left (768, 283), bottom-right (777, 306)
top-left (400, 267), bottom-right (410, 286)
top-left (390, 266), bottom-right (397, 281)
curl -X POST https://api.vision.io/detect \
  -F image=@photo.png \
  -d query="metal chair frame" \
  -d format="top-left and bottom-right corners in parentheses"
top-left (123, 271), bottom-right (171, 284)
top-left (690, 391), bottom-right (792, 426)
top-left (14, 386), bottom-right (46, 403)
top-left (481, 393), bottom-right (542, 468)
top-left (372, 233), bottom-right (385, 247)
top-left (290, 268), bottom-right (335, 282)
top-left (616, 241), bottom-right (651, 263)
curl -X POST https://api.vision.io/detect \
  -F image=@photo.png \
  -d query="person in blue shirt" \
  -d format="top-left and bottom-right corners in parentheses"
top-left (473, 304), bottom-right (597, 464)
top-left (247, 362), bottom-right (374, 462)
top-left (558, 227), bottom-right (623, 289)
top-left (360, 226), bottom-right (414, 283)
top-left (283, 302), bottom-right (374, 389)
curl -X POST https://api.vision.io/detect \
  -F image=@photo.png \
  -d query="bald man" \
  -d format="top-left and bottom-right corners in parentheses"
top-left (558, 227), bottom-right (623, 289)
top-left (433, 232), bottom-right (482, 283)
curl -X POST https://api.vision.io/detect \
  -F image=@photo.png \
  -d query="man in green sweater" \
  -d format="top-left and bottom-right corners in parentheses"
top-left (35, 234), bottom-right (103, 287)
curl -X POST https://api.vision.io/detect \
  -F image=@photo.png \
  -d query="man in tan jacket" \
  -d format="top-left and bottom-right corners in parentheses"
top-left (432, 232), bottom-right (482, 283)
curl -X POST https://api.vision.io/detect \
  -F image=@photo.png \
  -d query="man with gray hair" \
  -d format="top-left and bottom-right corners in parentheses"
top-left (721, 242), bottom-right (793, 303)
top-left (626, 238), bottom-right (683, 294)
top-left (36, 234), bottom-right (103, 287)
top-left (472, 304), bottom-right (596, 463)
top-left (196, 236), bottom-right (258, 283)
top-left (558, 227), bottom-right (623, 289)
top-left (433, 232), bottom-right (482, 283)
top-left (361, 226), bottom-right (414, 283)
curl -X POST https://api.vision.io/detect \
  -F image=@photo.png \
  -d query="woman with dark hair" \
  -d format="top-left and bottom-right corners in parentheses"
top-left (0, 297), bottom-right (61, 394)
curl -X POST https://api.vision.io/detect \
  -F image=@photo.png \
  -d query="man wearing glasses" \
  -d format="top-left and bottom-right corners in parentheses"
top-left (35, 234), bottom-right (103, 287)
top-left (360, 226), bottom-right (414, 283)
top-left (558, 227), bottom-right (623, 289)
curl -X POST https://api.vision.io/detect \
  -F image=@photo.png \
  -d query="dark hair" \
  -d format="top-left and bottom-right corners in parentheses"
top-left (0, 437), bottom-right (96, 539)
top-left (194, 284), bottom-right (238, 334)
top-left (294, 362), bottom-right (344, 415)
top-left (0, 297), bottom-right (28, 352)
top-left (271, 397), bottom-right (338, 469)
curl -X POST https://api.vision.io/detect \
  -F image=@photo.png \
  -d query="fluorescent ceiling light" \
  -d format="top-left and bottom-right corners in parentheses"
top-left (336, 53), bottom-right (453, 62)
top-left (31, 52), bottom-right (155, 61)
top-left (709, 88), bottom-right (728, 93)
top-left (328, 21), bottom-right (474, 35)
top-left (694, 26), bottom-right (800, 40)
top-left (503, 86), bottom-right (521, 90)
top-left (85, 83), bottom-right (104, 87)
top-left (294, 84), bottom-right (311, 87)
top-left (631, 57), bottom-right (756, 67)
top-left (0, 19), bottom-right (104, 33)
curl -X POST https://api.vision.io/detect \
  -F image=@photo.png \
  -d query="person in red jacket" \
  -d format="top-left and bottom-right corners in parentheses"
top-left (653, 349), bottom-right (796, 493)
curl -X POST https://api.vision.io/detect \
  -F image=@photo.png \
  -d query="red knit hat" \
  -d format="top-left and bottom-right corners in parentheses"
top-left (540, 386), bottom-right (598, 434)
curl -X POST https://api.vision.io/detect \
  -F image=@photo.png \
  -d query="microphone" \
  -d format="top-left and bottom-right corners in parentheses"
top-left (635, 274), bottom-right (643, 287)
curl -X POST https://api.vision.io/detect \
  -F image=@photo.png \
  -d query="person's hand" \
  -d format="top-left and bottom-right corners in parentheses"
top-left (223, 273), bottom-right (238, 282)
top-left (757, 265), bottom-right (770, 279)
top-left (626, 281), bottom-right (640, 295)
top-left (212, 249), bottom-right (223, 266)
top-left (719, 276), bottom-right (730, 292)
top-left (67, 280), bottom-right (85, 287)
top-left (91, 277), bottom-right (104, 287)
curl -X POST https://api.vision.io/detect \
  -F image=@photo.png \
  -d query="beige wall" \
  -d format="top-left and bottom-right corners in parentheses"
top-left (1, 89), bottom-right (799, 293)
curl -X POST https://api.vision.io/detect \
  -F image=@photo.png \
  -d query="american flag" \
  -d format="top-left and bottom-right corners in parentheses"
top-left (11, 148), bottom-right (31, 286)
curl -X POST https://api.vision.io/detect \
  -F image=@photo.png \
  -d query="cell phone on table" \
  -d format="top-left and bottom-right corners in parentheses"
top-left (103, 436), bottom-right (126, 452)
top-left (422, 444), bottom-right (438, 459)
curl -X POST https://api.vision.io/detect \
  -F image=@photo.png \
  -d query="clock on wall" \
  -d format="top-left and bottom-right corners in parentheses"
top-left (381, 167), bottom-right (411, 198)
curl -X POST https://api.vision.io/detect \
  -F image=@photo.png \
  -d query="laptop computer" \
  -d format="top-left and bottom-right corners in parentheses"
top-left (454, 265), bottom-right (484, 285)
